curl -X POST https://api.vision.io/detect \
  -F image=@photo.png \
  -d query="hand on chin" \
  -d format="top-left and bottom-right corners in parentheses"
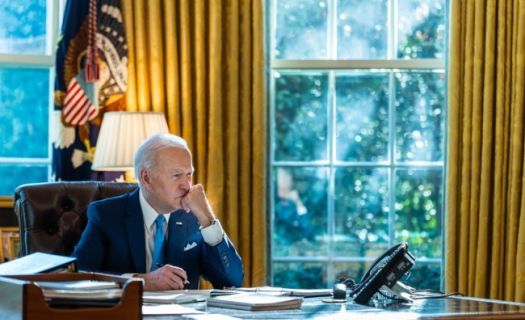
top-left (173, 197), bottom-right (189, 212)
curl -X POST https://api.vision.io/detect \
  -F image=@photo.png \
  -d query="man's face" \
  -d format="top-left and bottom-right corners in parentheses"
top-left (142, 146), bottom-right (194, 213)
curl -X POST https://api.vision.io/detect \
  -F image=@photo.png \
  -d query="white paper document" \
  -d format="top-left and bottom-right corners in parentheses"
top-left (142, 304), bottom-right (204, 315)
top-left (143, 290), bottom-right (208, 304)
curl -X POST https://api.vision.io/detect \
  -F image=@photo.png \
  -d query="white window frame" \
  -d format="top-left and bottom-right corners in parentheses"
top-left (0, 0), bottom-right (62, 196)
top-left (268, 0), bottom-right (448, 289)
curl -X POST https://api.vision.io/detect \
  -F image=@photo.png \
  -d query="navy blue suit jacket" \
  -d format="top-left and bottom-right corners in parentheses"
top-left (73, 189), bottom-right (244, 289)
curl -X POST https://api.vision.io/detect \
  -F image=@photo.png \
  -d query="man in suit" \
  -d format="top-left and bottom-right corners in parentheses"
top-left (73, 133), bottom-right (243, 290)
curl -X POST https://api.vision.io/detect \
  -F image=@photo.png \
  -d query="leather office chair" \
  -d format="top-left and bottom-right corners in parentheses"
top-left (14, 181), bottom-right (137, 256)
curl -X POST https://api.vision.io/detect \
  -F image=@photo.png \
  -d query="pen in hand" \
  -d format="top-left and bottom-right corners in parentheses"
top-left (156, 263), bottom-right (190, 285)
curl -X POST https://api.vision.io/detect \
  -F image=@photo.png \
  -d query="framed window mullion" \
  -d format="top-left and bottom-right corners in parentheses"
top-left (388, 70), bottom-right (396, 247)
top-left (326, 0), bottom-right (337, 285)
top-left (327, 0), bottom-right (337, 59)
top-left (326, 69), bottom-right (336, 286)
top-left (272, 59), bottom-right (444, 70)
top-left (0, 0), bottom-right (61, 196)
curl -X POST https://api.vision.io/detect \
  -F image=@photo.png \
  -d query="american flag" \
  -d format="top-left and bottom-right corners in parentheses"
top-left (63, 74), bottom-right (99, 125)
top-left (60, 0), bottom-right (127, 126)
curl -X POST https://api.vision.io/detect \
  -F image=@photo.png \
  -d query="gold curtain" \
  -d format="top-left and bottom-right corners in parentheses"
top-left (120, 0), bottom-right (266, 287)
top-left (447, 0), bottom-right (525, 301)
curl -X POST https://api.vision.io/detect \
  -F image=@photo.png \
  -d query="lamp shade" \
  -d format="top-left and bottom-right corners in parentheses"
top-left (92, 111), bottom-right (169, 171)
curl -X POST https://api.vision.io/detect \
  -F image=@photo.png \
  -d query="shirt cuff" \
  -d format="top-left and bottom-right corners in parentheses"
top-left (200, 219), bottom-right (225, 246)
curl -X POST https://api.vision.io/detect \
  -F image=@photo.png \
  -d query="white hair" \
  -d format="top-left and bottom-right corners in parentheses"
top-left (134, 133), bottom-right (190, 186)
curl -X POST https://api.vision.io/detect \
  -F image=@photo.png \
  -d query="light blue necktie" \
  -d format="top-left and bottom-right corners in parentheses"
top-left (151, 215), bottom-right (166, 271)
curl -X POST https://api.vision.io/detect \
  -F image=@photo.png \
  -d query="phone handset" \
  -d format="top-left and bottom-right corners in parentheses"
top-left (350, 242), bottom-right (415, 305)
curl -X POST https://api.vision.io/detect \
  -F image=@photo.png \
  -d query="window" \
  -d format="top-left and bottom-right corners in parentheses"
top-left (0, 0), bottom-right (60, 196)
top-left (269, 0), bottom-right (447, 290)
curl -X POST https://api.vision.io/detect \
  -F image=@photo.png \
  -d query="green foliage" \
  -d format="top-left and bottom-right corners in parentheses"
top-left (272, 167), bottom-right (328, 257)
top-left (397, 1), bottom-right (445, 59)
top-left (334, 168), bottom-right (389, 256)
top-left (337, 0), bottom-right (388, 59)
top-left (395, 169), bottom-right (442, 258)
top-left (335, 72), bottom-right (389, 161)
top-left (395, 72), bottom-right (445, 161)
top-left (274, 73), bottom-right (328, 161)
top-left (273, 262), bottom-right (325, 289)
top-left (274, 0), bottom-right (328, 59)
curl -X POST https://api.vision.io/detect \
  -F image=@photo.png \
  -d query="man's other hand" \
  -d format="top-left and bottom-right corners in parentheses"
top-left (181, 184), bottom-right (215, 227)
top-left (139, 264), bottom-right (190, 291)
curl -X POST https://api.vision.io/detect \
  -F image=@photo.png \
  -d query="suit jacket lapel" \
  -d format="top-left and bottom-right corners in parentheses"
top-left (125, 189), bottom-right (146, 273)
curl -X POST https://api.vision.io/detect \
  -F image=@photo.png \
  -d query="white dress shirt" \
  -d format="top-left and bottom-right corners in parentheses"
top-left (139, 190), bottom-right (170, 273)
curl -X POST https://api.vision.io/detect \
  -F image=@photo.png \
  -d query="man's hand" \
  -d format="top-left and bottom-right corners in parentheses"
top-left (138, 264), bottom-right (190, 291)
top-left (181, 184), bottom-right (216, 227)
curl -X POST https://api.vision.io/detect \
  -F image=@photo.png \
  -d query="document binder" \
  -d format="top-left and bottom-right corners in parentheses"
top-left (0, 272), bottom-right (142, 320)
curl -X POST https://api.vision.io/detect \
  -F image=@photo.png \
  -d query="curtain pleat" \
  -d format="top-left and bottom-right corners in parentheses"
top-left (224, 1), bottom-right (241, 241)
top-left (121, 0), bottom-right (266, 287)
top-left (508, 0), bottom-right (525, 301)
top-left (163, 0), bottom-right (181, 133)
top-left (250, 0), bottom-right (266, 283)
top-left (194, 0), bottom-right (208, 182)
top-left (447, 0), bottom-right (525, 302)
top-left (147, 0), bottom-right (165, 113)
top-left (121, 0), bottom-right (136, 110)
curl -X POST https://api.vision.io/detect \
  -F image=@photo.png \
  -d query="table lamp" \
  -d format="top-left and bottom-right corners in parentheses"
top-left (91, 111), bottom-right (169, 181)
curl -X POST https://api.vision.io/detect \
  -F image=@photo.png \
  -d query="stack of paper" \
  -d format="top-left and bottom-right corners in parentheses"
top-left (238, 287), bottom-right (332, 297)
top-left (142, 304), bottom-right (204, 316)
top-left (36, 280), bottom-right (119, 291)
top-left (35, 280), bottom-right (122, 307)
top-left (143, 291), bottom-right (207, 304)
top-left (211, 287), bottom-right (332, 298)
top-left (207, 293), bottom-right (303, 311)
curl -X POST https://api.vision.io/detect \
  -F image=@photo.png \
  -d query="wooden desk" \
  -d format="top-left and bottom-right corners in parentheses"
top-left (146, 295), bottom-right (525, 319)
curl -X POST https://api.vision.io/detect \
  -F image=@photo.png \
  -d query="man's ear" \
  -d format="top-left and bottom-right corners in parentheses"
top-left (140, 169), bottom-right (151, 187)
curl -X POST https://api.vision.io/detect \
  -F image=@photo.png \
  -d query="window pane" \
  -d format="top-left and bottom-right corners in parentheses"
top-left (334, 168), bottom-right (389, 256)
top-left (337, 0), bottom-right (387, 59)
top-left (274, 72), bottom-right (328, 161)
top-left (397, 0), bottom-right (446, 59)
top-left (0, 68), bottom-right (50, 158)
top-left (395, 71), bottom-right (445, 162)
top-left (405, 262), bottom-right (440, 290)
top-left (273, 167), bottom-right (328, 257)
top-left (273, 262), bottom-right (326, 289)
top-left (270, 0), bottom-right (447, 292)
top-left (333, 261), bottom-right (373, 285)
top-left (0, 164), bottom-right (47, 195)
top-left (335, 72), bottom-right (389, 162)
top-left (274, 0), bottom-right (328, 59)
top-left (395, 169), bottom-right (442, 259)
top-left (0, 0), bottom-right (47, 54)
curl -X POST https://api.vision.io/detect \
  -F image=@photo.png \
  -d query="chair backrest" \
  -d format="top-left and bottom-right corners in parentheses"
top-left (14, 181), bottom-right (137, 256)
